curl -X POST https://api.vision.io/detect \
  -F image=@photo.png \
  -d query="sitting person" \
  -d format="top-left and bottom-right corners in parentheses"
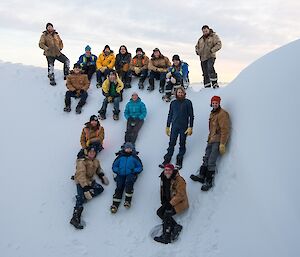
top-left (70, 146), bottom-right (109, 229)
top-left (77, 45), bottom-right (97, 81)
top-left (124, 92), bottom-right (147, 144)
top-left (115, 45), bottom-right (132, 88)
top-left (163, 55), bottom-right (188, 102)
top-left (64, 63), bottom-right (90, 114)
top-left (154, 164), bottom-right (189, 244)
top-left (98, 70), bottom-right (124, 121)
top-left (110, 142), bottom-right (143, 213)
top-left (77, 115), bottom-right (105, 158)
top-left (148, 48), bottom-right (171, 92)
top-left (96, 45), bottom-right (116, 88)
top-left (130, 47), bottom-right (149, 89)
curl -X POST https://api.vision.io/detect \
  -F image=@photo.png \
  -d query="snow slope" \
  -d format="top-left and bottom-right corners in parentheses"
top-left (1, 39), bottom-right (300, 257)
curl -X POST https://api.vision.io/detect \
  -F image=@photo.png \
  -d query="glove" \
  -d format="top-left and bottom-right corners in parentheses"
top-left (170, 77), bottom-right (176, 84)
top-left (100, 67), bottom-right (107, 73)
top-left (166, 127), bottom-right (171, 136)
top-left (107, 96), bottom-right (113, 103)
top-left (166, 72), bottom-right (172, 79)
top-left (185, 127), bottom-right (193, 136)
top-left (84, 191), bottom-right (93, 200)
top-left (134, 67), bottom-right (141, 75)
top-left (219, 144), bottom-right (226, 155)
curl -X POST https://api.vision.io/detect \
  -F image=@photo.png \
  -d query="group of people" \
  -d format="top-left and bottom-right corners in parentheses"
top-left (38, 22), bottom-right (229, 244)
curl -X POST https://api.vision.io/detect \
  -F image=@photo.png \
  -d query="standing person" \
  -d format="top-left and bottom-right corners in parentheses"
top-left (130, 47), bottom-right (149, 89)
top-left (115, 45), bottom-right (132, 88)
top-left (98, 70), bottom-right (124, 121)
top-left (110, 143), bottom-right (143, 213)
top-left (64, 63), bottom-right (90, 114)
top-left (190, 96), bottom-right (230, 191)
top-left (163, 55), bottom-right (188, 102)
top-left (77, 115), bottom-right (105, 158)
top-left (195, 25), bottom-right (222, 88)
top-left (39, 22), bottom-right (70, 86)
top-left (124, 92), bottom-right (147, 144)
top-left (96, 45), bottom-right (116, 88)
top-left (148, 48), bottom-right (171, 92)
top-left (77, 45), bottom-right (97, 81)
top-left (70, 146), bottom-right (109, 229)
top-left (159, 87), bottom-right (194, 170)
top-left (154, 164), bottom-right (189, 244)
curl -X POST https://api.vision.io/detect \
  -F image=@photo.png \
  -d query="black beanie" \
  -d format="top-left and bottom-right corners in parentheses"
top-left (46, 23), bottom-right (53, 29)
top-left (172, 54), bottom-right (180, 61)
top-left (104, 45), bottom-right (110, 51)
top-left (73, 63), bottom-right (81, 69)
top-left (136, 47), bottom-right (143, 53)
top-left (90, 115), bottom-right (98, 122)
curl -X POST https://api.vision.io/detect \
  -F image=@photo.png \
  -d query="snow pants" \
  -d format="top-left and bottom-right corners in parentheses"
top-left (65, 90), bottom-right (88, 108)
top-left (99, 96), bottom-right (121, 115)
top-left (113, 173), bottom-right (138, 206)
top-left (124, 118), bottom-right (144, 144)
top-left (201, 57), bottom-right (217, 87)
top-left (75, 181), bottom-right (104, 208)
top-left (82, 65), bottom-right (96, 80)
top-left (203, 142), bottom-right (220, 171)
top-left (164, 126), bottom-right (187, 162)
top-left (46, 54), bottom-right (70, 77)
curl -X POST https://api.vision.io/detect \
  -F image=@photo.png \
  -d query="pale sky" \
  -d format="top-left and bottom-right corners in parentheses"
top-left (0, 0), bottom-right (299, 83)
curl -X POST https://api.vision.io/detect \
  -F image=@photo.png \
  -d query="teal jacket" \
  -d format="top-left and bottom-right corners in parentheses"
top-left (124, 98), bottom-right (147, 120)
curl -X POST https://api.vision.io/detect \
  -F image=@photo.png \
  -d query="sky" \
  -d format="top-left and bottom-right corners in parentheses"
top-left (0, 0), bottom-right (299, 83)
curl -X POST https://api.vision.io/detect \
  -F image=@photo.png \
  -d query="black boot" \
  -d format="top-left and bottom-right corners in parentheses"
top-left (154, 220), bottom-right (172, 244)
top-left (113, 110), bottom-right (120, 121)
top-left (190, 165), bottom-right (207, 183)
top-left (201, 170), bottom-right (215, 191)
top-left (98, 110), bottom-right (106, 120)
top-left (124, 192), bottom-right (133, 209)
top-left (70, 207), bottom-right (84, 229)
top-left (175, 156), bottom-right (183, 170)
top-left (171, 223), bottom-right (183, 241)
top-left (64, 106), bottom-right (71, 112)
top-left (159, 80), bottom-right (165, 93)
top-left (111, 195), bottom-right (121, 214)
top-left (147, 78), bottom-right (155, 91)
top-left (75, 105), bottom-right (82, 114)
top-left (48, 74), bottom-right (56, 86)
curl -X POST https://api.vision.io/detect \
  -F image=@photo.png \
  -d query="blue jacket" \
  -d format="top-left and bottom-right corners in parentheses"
top-left (124, 98), bottom-right (147, 120)
top-left (112, 152), bottom-right (143, 176)
top-left (168, 62), bottom-right (189, 81)
top-left (167, 98), bottom-right (194, 129)
top-left (77, 54), bottom-right (97, 67)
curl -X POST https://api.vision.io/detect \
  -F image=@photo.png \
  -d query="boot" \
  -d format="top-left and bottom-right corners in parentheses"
top-left (113, 110), bottom-right (120, 121)
top-left (48, 74), bottom-right (56, 86)
top-left (124, 193), bottom-right (132, 209)
top-left (64, 106), bottom-right (71, 112)
top-left (201, 170), bottom-right (215, 191)
top-left (154, 223), bottom-right (172, 244)
top-left (110, 205), bottom-right (118, 213)
top-left (98, 110), bottom-right (106, 120)
top-left (70, 207), bottom-right (84, 229)
top-left (75, 105), bottom-right (82, 114)
top-left (138, 80), bottom-right (144, 89)
top-left (171, 223), bottom-right (183, 241)
top-left (190, 165), bottom-right (207, 183)
top-left (147, 78), bottom-right (155, 91)
top-left (159, 80), bottom-right (165, 93)
top-left (175, 156), bottom-right (183, 170)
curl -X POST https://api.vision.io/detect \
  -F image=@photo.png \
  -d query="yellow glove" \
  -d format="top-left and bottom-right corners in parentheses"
top-left (86, 140), bottom-right (90, 147)
top-left (100, 67), bottom-right (107, 73)
top-left (107, 96), bottom-right (113, 103)
top-left (219, 144), bottom-right (226, 155)
top-left (185, 127), bottom-right (193, 136)
top-left (166, 127), bottom-right (171, 136)
top-left (134, 67), bottom-right (141, 74)
top-left (84, 191), bottom-right (93, 200)
top-left (166, 72), bottom-right (172, 79)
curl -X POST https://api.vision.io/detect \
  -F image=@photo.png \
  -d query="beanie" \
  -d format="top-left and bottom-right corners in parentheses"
top-left (90, 115), bottom-right (98, 122)
top-left (85, 45), bottom-right (91, 51)
top-left (136, 47), bottom-right (143, 53)
top-left (211, 95), bottom-right (221, 104)
top-left (164, 164), bottom-right (174, 170)
top-left (172, 54), bottom-right (180, 61)
top-left (123, 142), bottom-right (134, 150)
top-left (46, 22), bottom-right (53, 29)
top-left (73, 63), bottom-right (81, 69)
top-left (104, 45), bottom-right (110, 51)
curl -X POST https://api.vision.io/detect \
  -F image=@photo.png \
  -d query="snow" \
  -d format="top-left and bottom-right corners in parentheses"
top-left (1, 39), bottom-right (300, 257)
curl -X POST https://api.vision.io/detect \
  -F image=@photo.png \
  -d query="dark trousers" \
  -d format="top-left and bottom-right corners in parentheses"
top-left (65, 90), bottom-right (88, 108)
top-left (77, 142), bottom-right (103, 159)
top-left (75, 181), bottom-right (104, 208)
top-left (202, 142), bottom-right (220, 171)
top-left (82, 65), bottom-right (96, 80)
top-left (157, 205), bottom-right (177, 231)
top-left (113, 173), bottom-right (137, 206)
top-left (118, 70), bottom-right (132, 84)
top-left (96, 68), bottom-right (111, 83)
top-left (124, 118), bottom-right (144, 144)
top-left (99, 96), bottom-right (121, 115)
top-left (165, 79), bottom-right (182, 97)
top-left (46, 54), bottom-right (70, 77)
top-left (149, 71), bottom-right (167, 90)
top-left (201, 57), bottom-right (217, 87)
top-left (164, 126), bottom-right (187, 162)
top-left (132, 69), bottom-right (148, 83)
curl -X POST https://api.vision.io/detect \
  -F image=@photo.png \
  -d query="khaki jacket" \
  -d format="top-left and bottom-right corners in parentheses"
top-left (66, 72), bottom-right (90, 91)
top-left (208, 107), bottom-right (230, 145)
top-left (74, 158), bottom-right (101, 188)
top-left (80, 123), bottom-right (105, 148)
top-left (39, 30), bottom-right (63, 57)
top-left (148, 55), bottom-right (171, 72)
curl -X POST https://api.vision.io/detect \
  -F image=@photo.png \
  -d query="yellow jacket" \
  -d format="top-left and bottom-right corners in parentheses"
top-left (102, 75), bottom-right (124, 96)
top-left (96, 51), bottom-right (116, 70)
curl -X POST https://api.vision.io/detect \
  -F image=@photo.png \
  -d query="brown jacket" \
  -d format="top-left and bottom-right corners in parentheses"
top-left (74, 158), bottom-right (101, 188)
top-left (148, 55), bottom-right (171, 73)
top-left (39, 30), bottom-right (63, 57)
top-left (130, 55), bottom-right (149, 71)
top-left (195, 29), bottom-right (222, 61)
top-left (161, 172), bottom-right (189, 214)
top-left (208, 107), bottom-right (230, 145)
top-left (80, 123), bottom-right (105, 148)
top-left (66, 72), bottom-right (90, 91)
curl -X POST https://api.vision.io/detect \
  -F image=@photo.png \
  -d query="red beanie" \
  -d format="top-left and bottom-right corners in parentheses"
top-left (164, 164), bottom-right (174, 170)
top-left (211, 95), bottom-right (221, 104)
